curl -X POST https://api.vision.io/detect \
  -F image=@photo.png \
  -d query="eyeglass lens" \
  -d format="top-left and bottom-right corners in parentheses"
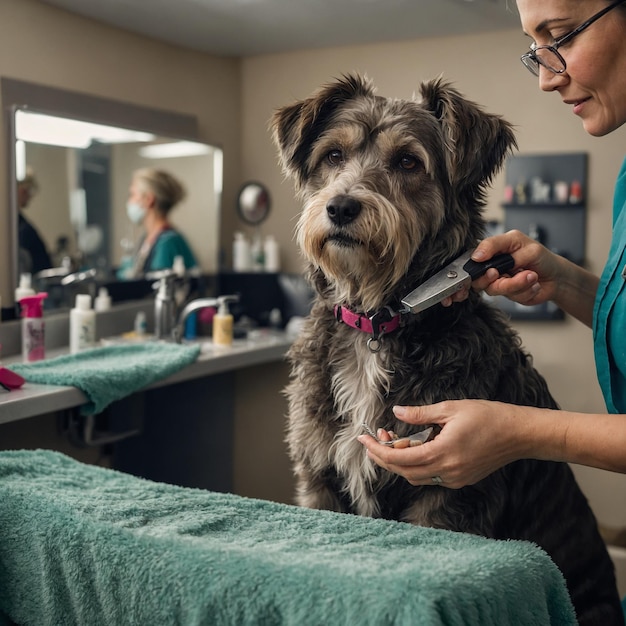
top-left (523, 48), bottom-right (565, 76)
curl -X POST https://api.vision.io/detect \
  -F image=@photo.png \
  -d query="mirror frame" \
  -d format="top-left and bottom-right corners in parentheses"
top-left (2, 78), bottom-right (209, 309)
top-left (237, 181), bottom-right (271, 226)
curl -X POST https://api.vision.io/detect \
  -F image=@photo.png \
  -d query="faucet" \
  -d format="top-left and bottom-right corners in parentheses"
top-left (152, 271), bottom-right (179, 340)
top-left (34, 256), bottom-right (74, 281)
top-left (173, 294), bottom-right (239, 343)
top-left (60, 268), bottom-right (98, 286)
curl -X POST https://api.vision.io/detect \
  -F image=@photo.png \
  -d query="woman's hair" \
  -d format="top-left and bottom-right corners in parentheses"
top-left (133, 168), bottom-right (187, 217)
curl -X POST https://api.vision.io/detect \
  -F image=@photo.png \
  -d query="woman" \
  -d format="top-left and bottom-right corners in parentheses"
top-left (358, 0), bottom-right (626, 488)
top-left (120, 168), bottom-right (198, 278)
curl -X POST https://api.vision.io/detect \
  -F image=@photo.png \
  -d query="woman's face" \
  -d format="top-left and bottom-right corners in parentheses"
top-left (517, 0), bottom-right (626, 136)
top-left (128, 179), bottom-right (146, 207)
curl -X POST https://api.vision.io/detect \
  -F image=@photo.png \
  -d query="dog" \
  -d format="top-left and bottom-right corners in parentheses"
top-left (271, 75), bottom-right (623, 625)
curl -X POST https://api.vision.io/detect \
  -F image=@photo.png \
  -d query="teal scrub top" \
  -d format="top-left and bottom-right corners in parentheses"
top-left (593, 156), bottom-right (626, 413)
top-left (148, 229), bottom-right (198, 272)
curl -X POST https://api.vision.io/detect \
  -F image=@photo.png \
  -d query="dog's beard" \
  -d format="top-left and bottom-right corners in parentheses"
top-left (296, 181), bottom-right (445, 309)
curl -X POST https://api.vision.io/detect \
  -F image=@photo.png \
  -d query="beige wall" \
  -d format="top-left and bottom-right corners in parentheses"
top-left (0, 0), bottom-right (241, 301)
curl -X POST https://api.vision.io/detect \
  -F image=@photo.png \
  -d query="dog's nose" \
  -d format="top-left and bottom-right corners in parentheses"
top-left (326, 195), bottom-right (361, 226)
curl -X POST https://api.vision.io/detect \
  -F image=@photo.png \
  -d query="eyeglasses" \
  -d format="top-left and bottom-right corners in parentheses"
top-left (521, 0), bottom-right (626, 76)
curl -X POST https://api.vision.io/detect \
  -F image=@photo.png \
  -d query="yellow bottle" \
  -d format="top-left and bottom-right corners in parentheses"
top-left (212, 297), bottom-right (234, 346)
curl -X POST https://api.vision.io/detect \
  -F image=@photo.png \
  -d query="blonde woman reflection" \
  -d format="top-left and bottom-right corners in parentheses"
top-left (119, 168), bottom-right (198, 279)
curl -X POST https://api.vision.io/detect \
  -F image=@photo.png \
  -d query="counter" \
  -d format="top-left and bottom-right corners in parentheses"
top-left (0, 330), bottom-right (292, 424)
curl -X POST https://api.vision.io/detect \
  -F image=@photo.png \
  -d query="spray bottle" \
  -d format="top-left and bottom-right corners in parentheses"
top-left (15, 273), bottom-right (35, 316)
top-left (20, 292), bottom-right (48, 362)
top-left (212, 295), bottom-right (238, 346)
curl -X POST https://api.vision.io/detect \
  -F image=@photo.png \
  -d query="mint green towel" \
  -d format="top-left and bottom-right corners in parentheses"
top-left (11, 343), bottom-right (201, 415)
top-left (0, 450), bottom-right (576, 626)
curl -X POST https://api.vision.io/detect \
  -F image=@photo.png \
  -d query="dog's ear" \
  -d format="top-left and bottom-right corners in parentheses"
top-left (419, 78), bottom-right (517, 190)
top-left (271, 74), bottom-right (375, 188)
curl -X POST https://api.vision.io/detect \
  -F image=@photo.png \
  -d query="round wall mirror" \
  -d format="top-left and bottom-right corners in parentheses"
top-left (237, 182), bottom-right (271, 225)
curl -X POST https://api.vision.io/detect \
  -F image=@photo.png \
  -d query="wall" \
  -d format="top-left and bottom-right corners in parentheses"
top-left (0, 0), bottom-right (241, 304)
top-left (238, 32), bottom-right (626, 522)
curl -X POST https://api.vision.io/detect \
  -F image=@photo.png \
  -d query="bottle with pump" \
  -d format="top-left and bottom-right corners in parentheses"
top-left (20, 292), bottom-right (48, 362)
top-left (212, 296), bottom-right (238, 346)
top-left (15, 273), bottom-right (35, 315)
top-left (70, 294), bottom-right (96, 354)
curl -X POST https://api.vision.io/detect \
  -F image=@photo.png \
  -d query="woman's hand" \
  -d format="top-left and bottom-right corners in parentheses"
top-left (441, 229), bottom-right (560, 308)
top-left (441, 229), bottom-right (598, 327)
top-left (357, 400), bottom-right (531, 488)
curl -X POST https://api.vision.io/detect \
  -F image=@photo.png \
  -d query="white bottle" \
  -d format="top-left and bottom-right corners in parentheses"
top-left (264, 235), bottom-right (280, 272)
top-left (212, 298), bottom-right (234, 346)
top-left (15, 273), bottom-right (35, 314)
top-left (172, 255), bottom-right (186, 277)
top-left (94, 287), bottom-right (112, 312)
top-left (233, 232), bottom-right (251, 272)
top-left (70, 294), bottom-right (96, 354)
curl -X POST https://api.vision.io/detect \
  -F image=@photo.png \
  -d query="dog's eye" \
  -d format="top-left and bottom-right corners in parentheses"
top-left (326, 149), bottom-right (344, 166)
top-left (398, 154), bottom-right (421, 171)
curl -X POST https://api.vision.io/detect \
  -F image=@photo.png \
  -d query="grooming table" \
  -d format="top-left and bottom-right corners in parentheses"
top-left (0, 450), bottom-right (576, 625)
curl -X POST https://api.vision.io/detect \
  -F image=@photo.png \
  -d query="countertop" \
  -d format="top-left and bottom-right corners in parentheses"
top-left (0, 330), bottom-right (293, 425)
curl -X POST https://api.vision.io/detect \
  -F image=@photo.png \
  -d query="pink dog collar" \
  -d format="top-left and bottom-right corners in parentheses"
top-left (334, 305), bottom-right (402, 352)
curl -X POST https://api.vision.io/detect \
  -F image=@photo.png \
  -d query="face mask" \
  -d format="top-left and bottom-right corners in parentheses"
top-left (126, 201), bottom-right (146, 225)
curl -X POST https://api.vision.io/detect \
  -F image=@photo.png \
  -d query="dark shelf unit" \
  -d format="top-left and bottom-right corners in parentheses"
top-left (498, 153), bottom-right (588, 321)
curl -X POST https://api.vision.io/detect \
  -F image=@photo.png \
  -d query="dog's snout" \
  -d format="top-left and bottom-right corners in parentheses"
top-left (326, 195), bottom-right (361, 226)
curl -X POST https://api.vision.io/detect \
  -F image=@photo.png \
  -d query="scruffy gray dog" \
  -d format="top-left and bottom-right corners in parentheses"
top-left (271, 75), bottom-right (623, 625)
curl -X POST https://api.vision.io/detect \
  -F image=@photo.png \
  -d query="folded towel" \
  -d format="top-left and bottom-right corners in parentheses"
top-left (0, 450), bottom-right (576, 626)
top-left (11, 342), bottom-right (201, 415)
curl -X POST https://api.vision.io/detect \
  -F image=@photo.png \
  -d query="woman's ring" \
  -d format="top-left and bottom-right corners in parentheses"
top-left (431, 476), bottom-right (443, 485)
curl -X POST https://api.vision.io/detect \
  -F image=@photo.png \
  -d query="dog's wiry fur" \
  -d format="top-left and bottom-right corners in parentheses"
top-left (272, 75), bottom-right (623, 625)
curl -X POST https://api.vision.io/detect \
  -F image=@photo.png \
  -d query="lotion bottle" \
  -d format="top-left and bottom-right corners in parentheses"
top-left (212, 296), bottom-right (236, 346)
top-left (263, 235), bottom-right (280, 272)
top-left (233, 232), bottom-right (251, 272)
top-left (70, 294), bottom-right (96, 354)
top-left (20, 292), bottom-right (48, 362)
top-left (94, 287), bottom-right (112, 312)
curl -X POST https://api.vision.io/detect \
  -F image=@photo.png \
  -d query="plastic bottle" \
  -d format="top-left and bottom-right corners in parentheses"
top-left (250, 234), bottom-right (264, 272)
top-left (94, 287), bottom-right (112, 312)
top-left (212, 296), bottom-right (235, 346)
top-left (15, 273), bottom-right (35, 315)
top-left (263, 235), bottom-right (280, 272)
top-left (233, 232), bottom-right (251, 272)
top-left (20, 292), bottom-right (48, 362)
top-left (70, 294), bottom-right (96, 354)
top-left (172, 255), bottom-right (186, 277)
top-left (134, 311), bottom-right (147, 337)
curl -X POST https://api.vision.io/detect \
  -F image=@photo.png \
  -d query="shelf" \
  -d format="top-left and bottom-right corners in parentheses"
top-left (501, 202), bottom-right (584, 209)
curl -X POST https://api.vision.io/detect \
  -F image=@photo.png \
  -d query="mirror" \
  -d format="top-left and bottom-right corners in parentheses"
top-left (11, 108), bottom-right (223, 310)
top-left (237, 182), bottom-right (271, 225)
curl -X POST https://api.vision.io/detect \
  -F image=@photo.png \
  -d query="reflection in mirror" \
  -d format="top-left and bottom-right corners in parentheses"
top-left (237, 182), bottom-right (271, 225)
top-left (12, 109), bottom-right (223, 310)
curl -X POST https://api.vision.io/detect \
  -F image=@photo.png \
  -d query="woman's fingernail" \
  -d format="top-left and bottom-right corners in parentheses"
top-left (393, 405), bottom-right (407, 417)
top-left (472, 249), bottom-right (486, 261)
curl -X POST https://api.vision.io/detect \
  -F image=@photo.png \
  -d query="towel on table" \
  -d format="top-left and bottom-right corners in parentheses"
top-left (0, 450), bottom-right (576, 626)
top-left (11, 342), bottom-right (201, 415)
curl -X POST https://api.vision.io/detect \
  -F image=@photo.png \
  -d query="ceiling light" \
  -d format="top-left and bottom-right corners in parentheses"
top-left (15, 110), bottom-right (155, 149)
top-left (138, 141), bottom-right (213, 159)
